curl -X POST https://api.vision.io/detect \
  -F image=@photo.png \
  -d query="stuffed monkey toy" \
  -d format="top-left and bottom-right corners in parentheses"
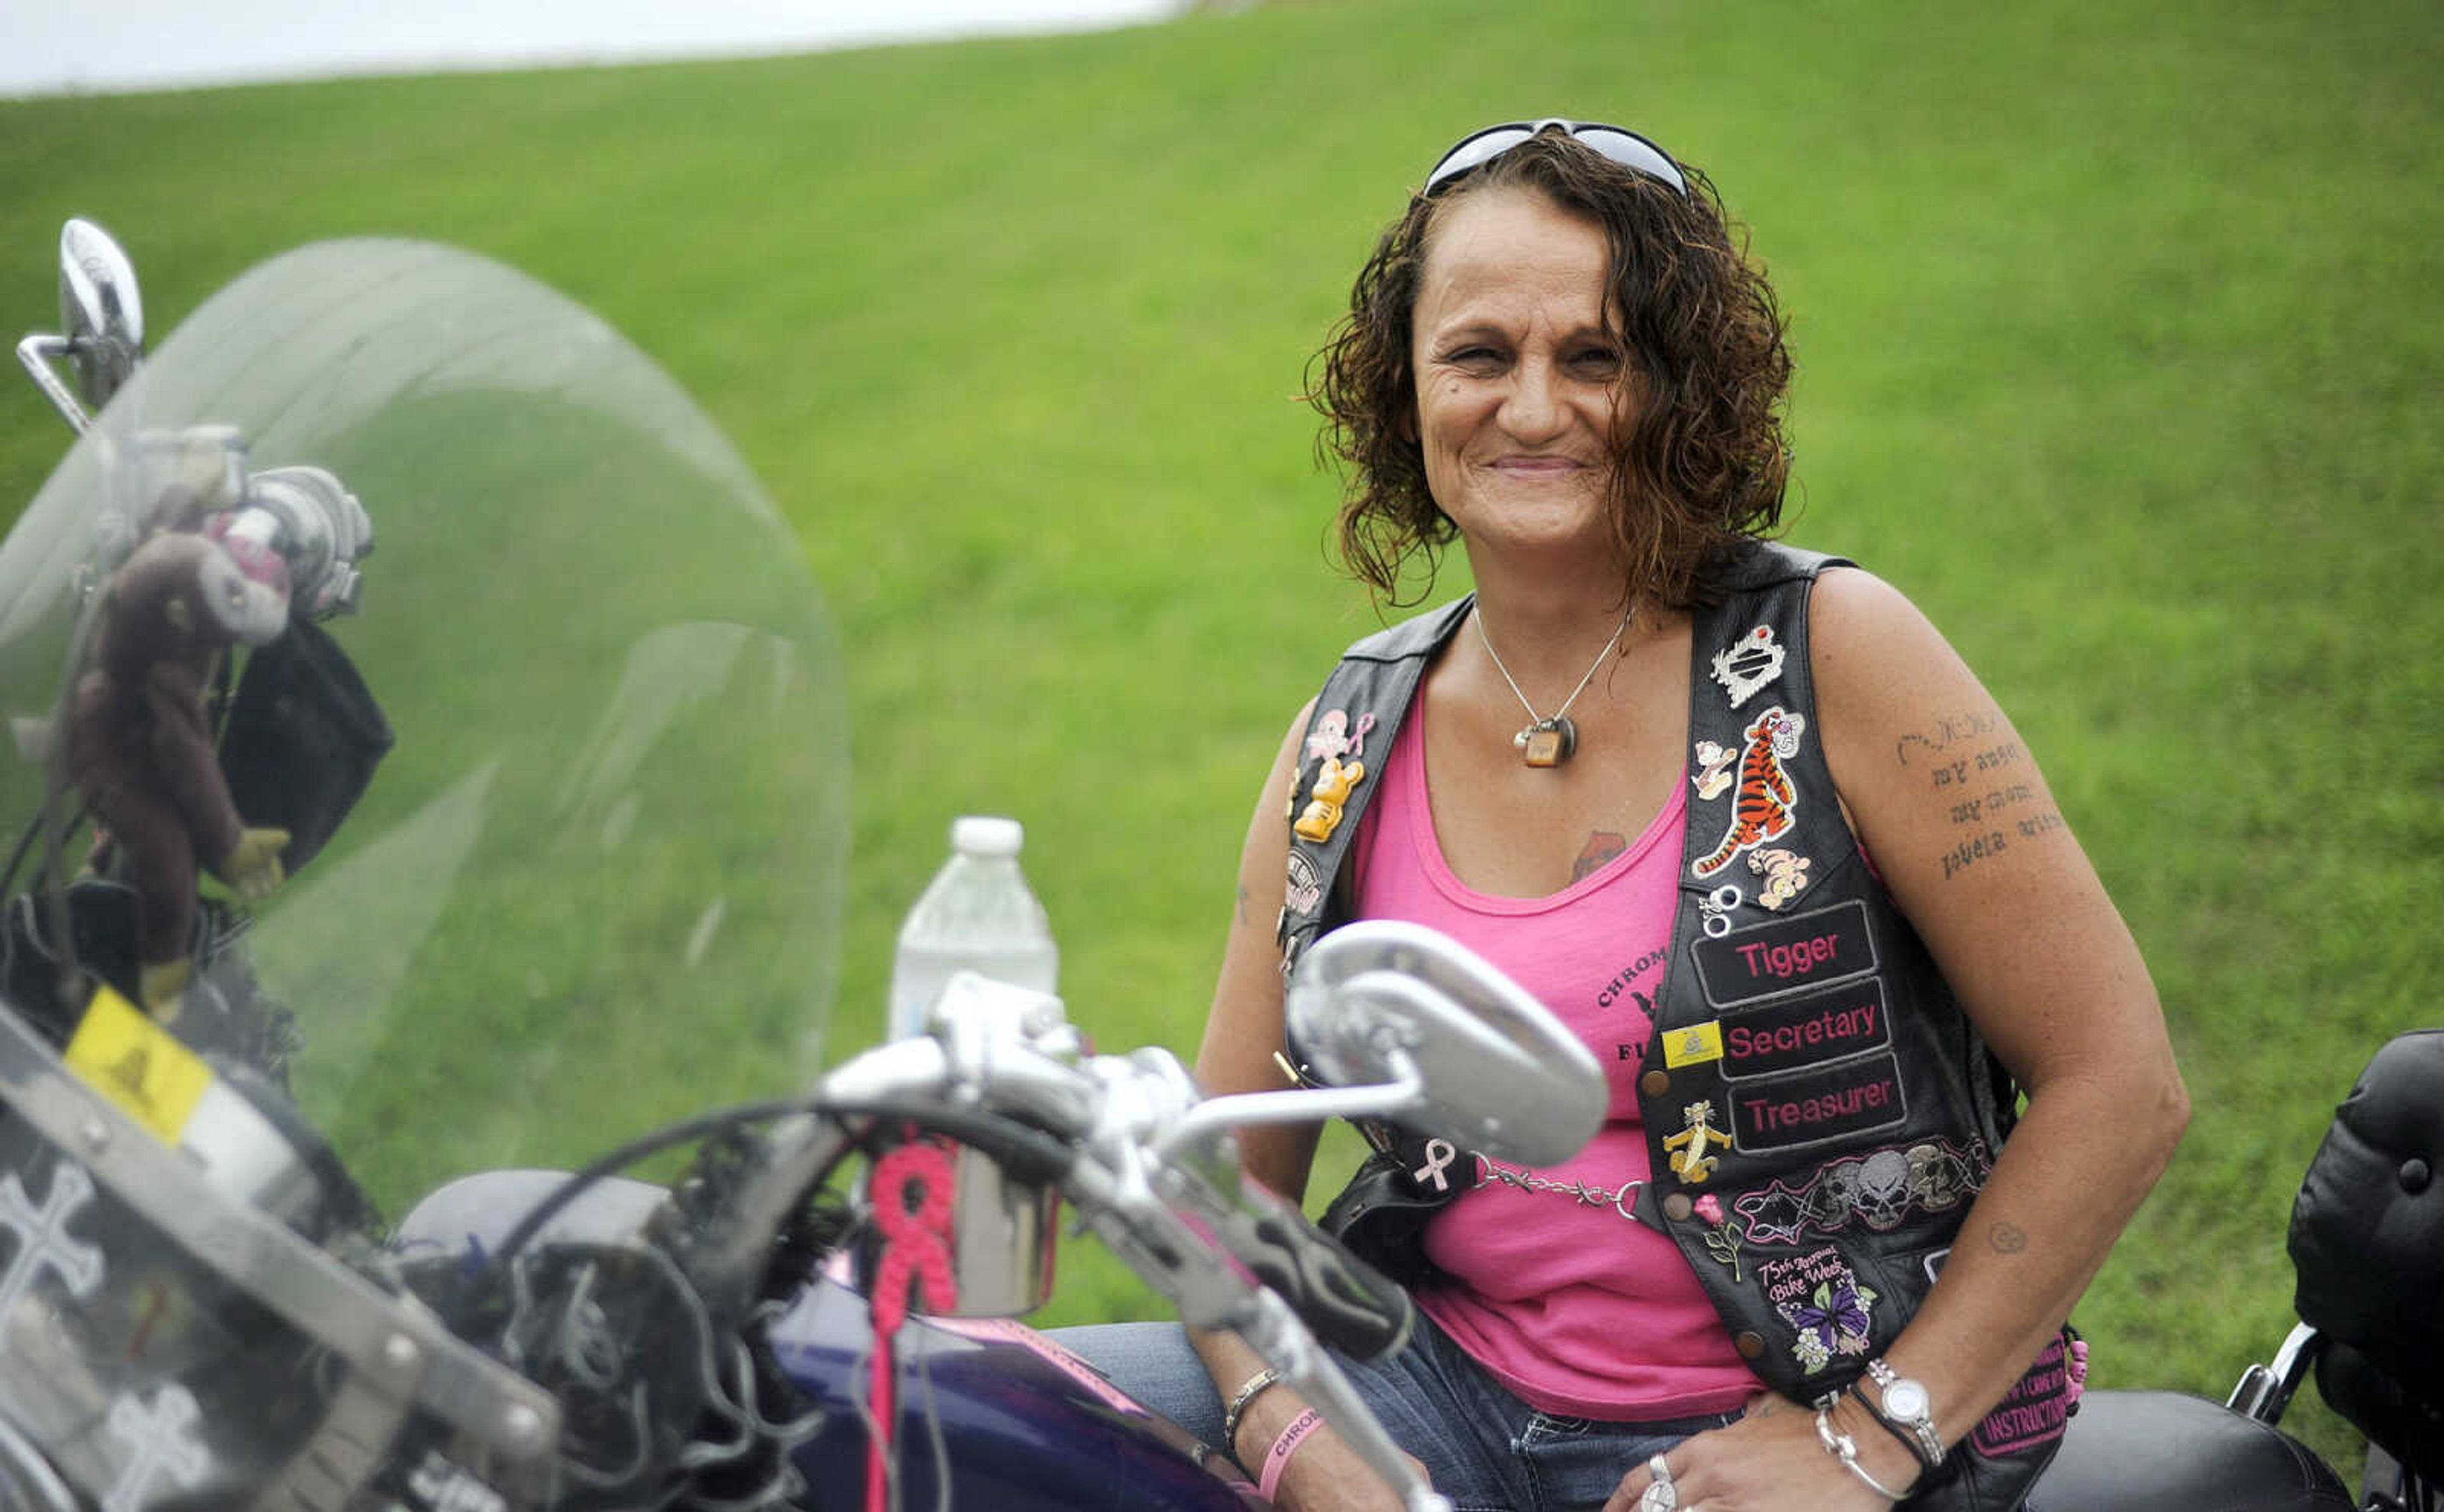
top-left (69, 526), bottom-right (292, 1017)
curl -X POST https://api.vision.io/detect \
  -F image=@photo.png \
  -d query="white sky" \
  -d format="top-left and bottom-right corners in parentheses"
top-left (3, 0), bottom-right (1184, 99)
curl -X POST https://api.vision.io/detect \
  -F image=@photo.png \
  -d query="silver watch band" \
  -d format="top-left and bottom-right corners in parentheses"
top-left (1862, 1357), bottom-right (1946, 1468)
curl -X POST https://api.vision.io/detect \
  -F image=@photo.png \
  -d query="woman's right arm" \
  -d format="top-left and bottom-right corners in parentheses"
top-left (1192, 701), bottom-right (1321, 1193)
top-left (1186, 701), bottom-right (1417, 1510)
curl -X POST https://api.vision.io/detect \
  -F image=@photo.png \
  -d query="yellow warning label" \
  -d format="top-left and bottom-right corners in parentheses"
top-left (1662, 1019), bottom-right (1725, 1068)
top-left (65, 985), bottom-right (211, 1145)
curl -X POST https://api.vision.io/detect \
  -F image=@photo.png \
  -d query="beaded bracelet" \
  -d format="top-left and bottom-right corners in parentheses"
top-left (1258, 1407), bottom-right (1324, 1502)
top-left (1815, 1405), bottom-right (1906, 1502)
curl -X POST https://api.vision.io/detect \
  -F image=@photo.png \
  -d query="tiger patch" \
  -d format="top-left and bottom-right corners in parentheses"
top-left (1693, 707), bottom-right (1805, 879)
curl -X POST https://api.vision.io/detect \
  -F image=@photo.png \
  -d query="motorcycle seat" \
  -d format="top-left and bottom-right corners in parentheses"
top-left (2031, 1389), bottom-right (2352, 1511)
top-left (2289, 1028), bottom-right (2444, 1480)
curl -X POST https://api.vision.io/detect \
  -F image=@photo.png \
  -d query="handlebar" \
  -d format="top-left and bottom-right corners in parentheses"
top-left (821, 974), bottom-right (1410, 1355)
top-left (811, 970), bottom-right (1452, 1512)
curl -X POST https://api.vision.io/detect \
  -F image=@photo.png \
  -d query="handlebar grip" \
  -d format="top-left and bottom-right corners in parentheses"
top-left (1225, 1181), bottom-right (1414, 1362)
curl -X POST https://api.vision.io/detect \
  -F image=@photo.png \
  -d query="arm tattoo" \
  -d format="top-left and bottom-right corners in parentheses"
top-left (1988, 1221), bottom-right (2029, 1255)
top-left (1893, 710), bottom-right (1999, 768)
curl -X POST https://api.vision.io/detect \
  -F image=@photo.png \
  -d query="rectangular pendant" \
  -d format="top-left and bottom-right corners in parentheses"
top-left (1522, 722), bottom-right (1571, 768)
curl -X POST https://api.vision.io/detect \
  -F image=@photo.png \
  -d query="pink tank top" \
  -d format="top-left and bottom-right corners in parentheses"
top-left (1347, 698), bottom-right (1760, 1419)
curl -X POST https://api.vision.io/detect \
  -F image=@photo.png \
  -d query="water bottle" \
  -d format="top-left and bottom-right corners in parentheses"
top-left (887, 815), bottom-right (1059, 1041)
top-left (881, 815), bottom-right (1062, 1316)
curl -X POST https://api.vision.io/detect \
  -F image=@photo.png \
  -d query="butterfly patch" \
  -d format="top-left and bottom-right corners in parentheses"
top-left (1758, 1245), bottom-right (1878, 1375)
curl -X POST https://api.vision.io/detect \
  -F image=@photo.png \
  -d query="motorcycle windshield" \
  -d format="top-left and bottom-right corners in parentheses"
top-left (0, 238), bottom-right (849, 1221)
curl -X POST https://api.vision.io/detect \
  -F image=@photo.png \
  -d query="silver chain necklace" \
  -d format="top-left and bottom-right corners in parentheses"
top-left (1471, 601), bottom-right (1633, 768)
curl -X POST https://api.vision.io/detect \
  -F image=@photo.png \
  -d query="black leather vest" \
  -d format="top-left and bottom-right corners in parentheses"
top-left (1277, 542), bottom-right (2070, 1508)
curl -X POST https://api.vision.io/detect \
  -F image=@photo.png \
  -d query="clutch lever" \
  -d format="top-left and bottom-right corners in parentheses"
top-left (1066, 1052), bottom-right (1443, 1511)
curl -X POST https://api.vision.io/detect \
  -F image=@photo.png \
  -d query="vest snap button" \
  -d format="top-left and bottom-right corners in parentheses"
top-left (1641, 1069), bottom-right (1671, 1098)
top-left (1735, 1331), bottom-right (1767, 1360)
top-left (1662, 1193), bottom-right (1694, 1222)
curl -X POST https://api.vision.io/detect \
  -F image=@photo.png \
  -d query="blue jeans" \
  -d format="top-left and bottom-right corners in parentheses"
top-left (1053, 1313), bottom-right (1739, 1512)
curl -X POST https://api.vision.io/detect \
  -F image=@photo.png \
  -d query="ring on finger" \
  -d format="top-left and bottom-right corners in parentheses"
top-left (1640, 1453), bottom-right (1680, 1512)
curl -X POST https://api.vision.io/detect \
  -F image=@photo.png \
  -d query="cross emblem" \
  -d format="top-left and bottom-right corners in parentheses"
top-left (104, 1383), bottom-right (210, 1512)
top-left (0, 1161), bottom-right (104, 1321)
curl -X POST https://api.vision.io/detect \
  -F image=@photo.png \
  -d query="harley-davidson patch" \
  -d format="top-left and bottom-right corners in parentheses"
top-left (1710, 624), bottom-right (1787, 708)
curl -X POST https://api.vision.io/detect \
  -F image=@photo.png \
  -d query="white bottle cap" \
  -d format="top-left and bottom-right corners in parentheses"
top-left (950, 815), bottom-right (1024, 857)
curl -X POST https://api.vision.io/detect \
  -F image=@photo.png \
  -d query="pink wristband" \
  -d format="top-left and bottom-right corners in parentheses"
top-left (1257, 1406), bottom-right (1324, 1502)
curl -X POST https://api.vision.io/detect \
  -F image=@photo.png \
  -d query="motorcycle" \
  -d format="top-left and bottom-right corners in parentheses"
top-left (3, 221), bottom-right (2436, 1512)
top-left (0, 217), bottom-right (1604, 1512)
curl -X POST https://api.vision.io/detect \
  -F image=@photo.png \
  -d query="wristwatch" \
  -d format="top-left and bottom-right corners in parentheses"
top-left (1863, 1358), bottom-right (1946, 1468)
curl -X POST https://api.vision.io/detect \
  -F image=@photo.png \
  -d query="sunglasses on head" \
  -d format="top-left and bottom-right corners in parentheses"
top-left (1421, 119), bottom-right (1689, 200)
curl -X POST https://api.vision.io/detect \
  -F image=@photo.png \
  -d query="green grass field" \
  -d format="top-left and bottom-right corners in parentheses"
top-left (4, 0), bottom-right (2438, 1473)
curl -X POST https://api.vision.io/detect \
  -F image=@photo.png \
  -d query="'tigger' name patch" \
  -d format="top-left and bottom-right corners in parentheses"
top-left (1693, 900), bottom-right (1876, 1007)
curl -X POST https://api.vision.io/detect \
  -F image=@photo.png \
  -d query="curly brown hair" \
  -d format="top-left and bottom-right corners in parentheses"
top-left (1310, 129), bottom-right (1793, 609)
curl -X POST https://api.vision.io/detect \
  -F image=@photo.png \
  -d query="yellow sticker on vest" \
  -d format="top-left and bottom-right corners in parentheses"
top-left (1663, 1019), bottom-right (1726, 1068)
top-left (65, 985), bottom-right (211, 1145)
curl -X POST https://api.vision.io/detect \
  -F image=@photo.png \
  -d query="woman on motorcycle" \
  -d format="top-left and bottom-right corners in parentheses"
top-left (1067, 120), bottom-right (2189, 1512)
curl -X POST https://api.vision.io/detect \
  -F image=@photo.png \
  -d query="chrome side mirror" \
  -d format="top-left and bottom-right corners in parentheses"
top-left (1286, 920), bottom-right (1605, 1167)
top-left (17, 218), bottom-right (145, 433)
top-left (60, 219), bottom-right (144, 412)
